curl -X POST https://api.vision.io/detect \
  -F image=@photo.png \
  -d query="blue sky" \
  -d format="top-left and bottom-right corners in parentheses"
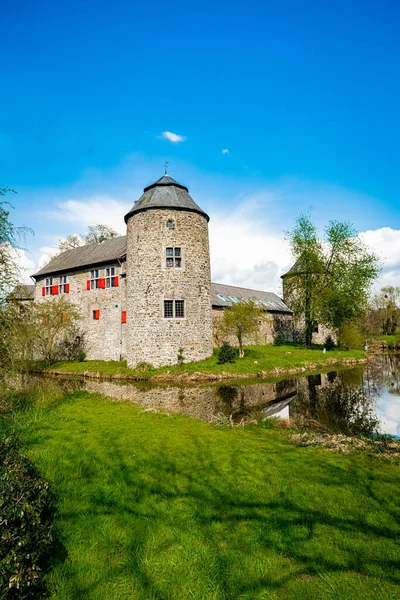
top-left (2, 0), bottom-right (400, 290)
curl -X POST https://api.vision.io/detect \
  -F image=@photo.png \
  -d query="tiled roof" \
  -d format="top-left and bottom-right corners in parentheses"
top-left (9, 284), bottom-right (35, 300)
top-left (124, 175), bottom-right (209, 223)
top-left (32, 236), bottom-right (127, 278)
top-left (211, 282), bottom-right (292, 313)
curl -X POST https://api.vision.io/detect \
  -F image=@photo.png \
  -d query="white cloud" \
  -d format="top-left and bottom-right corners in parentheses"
top-left (222, 148), bottom-right (229, 154)
top-left (359, 227), bottom-right (400, 290)
top-left (209, 200), bottom-right (292, 294)
top-left (51, 196), bottom-right (130, 235)
top-left (160, 131), bottom-right (186, 143)
top-left (10, 248), bottom-right (36, 283)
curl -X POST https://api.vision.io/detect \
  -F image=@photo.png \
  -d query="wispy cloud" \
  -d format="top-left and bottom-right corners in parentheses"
top-left (160, 131), bottom-right (186, 143)
top-left (222, 148), bottom-right (229, 154)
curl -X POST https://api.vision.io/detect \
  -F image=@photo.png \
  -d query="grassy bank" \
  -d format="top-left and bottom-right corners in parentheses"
top-left (9, 385), bottom-right (400, 599)
top-left (21, 344), bottom-right (366, 382)
top-left (373, 334), bottom-right (400, 346)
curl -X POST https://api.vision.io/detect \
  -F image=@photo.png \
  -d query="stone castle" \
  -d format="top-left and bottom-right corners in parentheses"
top-left (31, 174), bottom-right (294, 367)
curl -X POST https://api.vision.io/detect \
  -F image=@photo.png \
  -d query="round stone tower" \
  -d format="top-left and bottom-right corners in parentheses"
top-left (124, 175), bottom-right (213, 368)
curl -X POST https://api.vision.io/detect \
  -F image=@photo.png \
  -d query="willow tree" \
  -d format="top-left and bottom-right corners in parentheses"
top-left (284, 215), bottom-right (380, 346)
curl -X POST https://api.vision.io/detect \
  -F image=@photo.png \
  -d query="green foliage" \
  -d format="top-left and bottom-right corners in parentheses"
top-left (177, 347), bottom-right (184, 365)
top-left (134, 361), bottom-right (154, 372)
top-left (217, 341), bottom-right (238, 364)
top-left (0, 434), bottom-right (53, 598)
top-left (0, 188), bottom-right (33, 300)
top-left (372, 286), bottom-right (400, 335)
top-left (338, 322), bottom-right (364, 349)
top-left (285, 214), bottom-right (380, 346)
top-left (221, 300), bottom-right (263, 357)
top-left (325, 334), bottom-right (335, 350)
top-left (273, 332), bottom-right (286, 346)
top-left (29, 297), bottom-right (82, 365)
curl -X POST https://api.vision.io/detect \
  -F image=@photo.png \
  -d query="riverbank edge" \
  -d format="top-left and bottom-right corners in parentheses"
top-left (23, 356), bottom-right (368, 384)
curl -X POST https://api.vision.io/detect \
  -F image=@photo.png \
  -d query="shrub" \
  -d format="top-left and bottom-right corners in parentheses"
top-left (325, 335), bottom-right (335, 351)
top-left (0, 435), bottom-right (54, 598)
top-left (273, 332), bottom-right (286, 346)
top-left (217, 341), bottom-right (238, 364)
top-left (54, 332), bottom-right (86, 362)
top-left (134, 361), bottom-right (154, 372)
top-left (177, 348), bottom-right (184, 365)
top-left (338, 323), bottom-right (364, 349)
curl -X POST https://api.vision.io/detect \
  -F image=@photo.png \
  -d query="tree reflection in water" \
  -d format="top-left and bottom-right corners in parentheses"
top-left (289, 354), bottom-right (400, 436)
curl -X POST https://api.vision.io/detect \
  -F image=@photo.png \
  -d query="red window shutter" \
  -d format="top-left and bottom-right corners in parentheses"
top-left (51, 285), bottom-right (58, 295)
top-left (41, 287), bottom-right (45, 296)
top-left (86, 280), bottom-right (91, 291)
top-left (113, 276), bottom-right (119, 287)
top-left (121, 310), bottom-right (126, 324)
top-left (65, 283), bottom-right (70, 293)
top-left (95, 309), bottom-right (100, 320)
top-left (99, 278), bottom-right (106, 289)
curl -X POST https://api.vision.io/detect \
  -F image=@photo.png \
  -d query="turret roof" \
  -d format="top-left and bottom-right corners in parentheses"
top-left (124, 174), bottom-right (209, 223)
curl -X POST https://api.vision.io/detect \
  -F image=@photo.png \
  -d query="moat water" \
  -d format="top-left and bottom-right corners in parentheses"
top-left (16, 354), bottom-right (400, 438)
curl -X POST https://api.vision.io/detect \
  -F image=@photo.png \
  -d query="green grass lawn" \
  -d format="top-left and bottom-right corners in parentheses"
top-left (10, 385), bottom-right (400, 599)
top-left (373, 335), bottom-right (400, 346)
top-left (22, 344), bottom-right (365, 381)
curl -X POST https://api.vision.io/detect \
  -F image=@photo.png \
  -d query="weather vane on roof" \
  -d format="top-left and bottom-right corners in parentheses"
top-left (164, 161), bottom-right (169, 175)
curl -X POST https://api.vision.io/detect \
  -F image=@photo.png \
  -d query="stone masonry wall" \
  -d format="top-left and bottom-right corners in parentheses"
top-left (34, 263), bottom-right (127, 361)
top-left (125, 209), bottom-right (213, 368)
top-left (212, 308), bottom-right (293, 347)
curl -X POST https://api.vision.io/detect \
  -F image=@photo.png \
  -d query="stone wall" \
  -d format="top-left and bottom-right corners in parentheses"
top-left (34, 263), bottom-right (127, 361)
top-left (212, 308), bottom-right (293, 347)
top-left (125, 208), bottom-right (213, 367)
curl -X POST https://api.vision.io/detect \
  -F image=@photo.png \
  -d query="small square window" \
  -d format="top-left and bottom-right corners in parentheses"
top-left (175, 258), bottom-right (181, 268)
top-left (175, 300), bottom-right (184, 318)
top-left (166, 247), bottom-right (174, 257)
top-left (164, 300), bottom-right (173, 318)
top-left (174, 247), bottom-right (181, 257)
top-left (167, 220), bottom-right (174, 228)
top-left (166, 258), bottom-right (174, 268)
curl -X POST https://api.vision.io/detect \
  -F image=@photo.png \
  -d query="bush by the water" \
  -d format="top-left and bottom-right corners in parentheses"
top-left (325, 334), bottom-right (335, 350)
top-left (0, 435), bottom-right (54, 598)
top-left (217, 341), bottom-right (238, 364)
top-left (273, 332), bottom-right (286, 346)
top-left (338, 323), bottom-right (364, 349)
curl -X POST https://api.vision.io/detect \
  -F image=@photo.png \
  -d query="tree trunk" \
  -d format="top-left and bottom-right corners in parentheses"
top-left (304, 277), bottom-right (313, 347)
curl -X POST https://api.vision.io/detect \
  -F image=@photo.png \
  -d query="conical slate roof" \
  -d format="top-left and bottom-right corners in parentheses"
top-left (124, 175), bottom-right (209, 223)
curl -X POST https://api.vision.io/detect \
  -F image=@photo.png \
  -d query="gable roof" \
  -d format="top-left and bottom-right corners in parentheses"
top-left (124, 175), bottom-right (209, 223)
top-left (211, 282), bottom-right (292, 313)
top-left (32, 236), bottom-right (127, 279)
top-left (8, 284), bottom-right (35, 300)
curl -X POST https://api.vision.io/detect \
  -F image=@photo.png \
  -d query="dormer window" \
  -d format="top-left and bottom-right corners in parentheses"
top-left (166, 247), bottom-right (182, 268)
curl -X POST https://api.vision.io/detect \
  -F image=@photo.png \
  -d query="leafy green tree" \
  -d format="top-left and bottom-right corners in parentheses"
top-left (0, 188), bottom-right (33, 375)
top-left (372, 286), bottom-right (400, 335)
top-left (221, 300), bottom-right (263, 358)
top-left (284, 214), bottom-right (380, 346)
top-left (0, 187), bottom-right (32, 298)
